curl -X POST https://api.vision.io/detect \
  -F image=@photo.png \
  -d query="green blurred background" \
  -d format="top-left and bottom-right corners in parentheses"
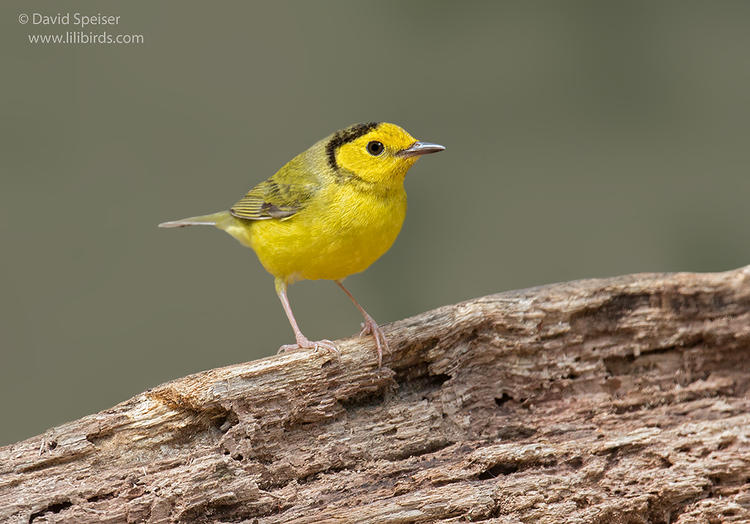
top-left (2, 1), bottom-right (749, 445)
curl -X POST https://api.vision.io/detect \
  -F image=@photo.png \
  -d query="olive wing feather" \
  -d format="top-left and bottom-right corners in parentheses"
top-left (230, 171), bottom-right (319, 221)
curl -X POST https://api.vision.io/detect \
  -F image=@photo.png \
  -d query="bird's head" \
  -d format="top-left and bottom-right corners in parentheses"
top-left (325, 122), bottom-right (444, 184)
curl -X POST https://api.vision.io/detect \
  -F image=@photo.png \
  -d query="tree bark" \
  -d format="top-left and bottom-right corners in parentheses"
top-left (2, 267), bottom-right (750, 523)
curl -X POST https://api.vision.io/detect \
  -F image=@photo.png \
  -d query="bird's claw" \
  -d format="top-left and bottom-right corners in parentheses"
top-left (278, 337), bottom-right (340, 357)
top-left (360, 316), bottom-right (390, 368)
top-left (313, 339), bottom-right (340, 355)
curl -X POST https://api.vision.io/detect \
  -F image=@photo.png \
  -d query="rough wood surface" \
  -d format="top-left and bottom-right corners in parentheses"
top-left (3, 267), bottom-right (750, 523)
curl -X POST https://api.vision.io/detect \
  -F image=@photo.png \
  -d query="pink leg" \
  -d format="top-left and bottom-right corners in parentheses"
top-left (275, 278), bottom-right (339, 356)
top-left (336, 281), bottom-right (389, 367)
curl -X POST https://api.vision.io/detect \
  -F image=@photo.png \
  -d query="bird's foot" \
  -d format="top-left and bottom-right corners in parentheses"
top-left (359, 315), bottom-right (390, 368)
top-left (278, 337), bottom-right (340, 357)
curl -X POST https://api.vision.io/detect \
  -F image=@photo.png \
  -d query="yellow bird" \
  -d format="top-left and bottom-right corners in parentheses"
top-left (159, 122), bottom-right (444, 366)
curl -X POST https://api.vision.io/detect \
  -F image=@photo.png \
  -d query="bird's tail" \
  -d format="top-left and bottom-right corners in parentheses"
top-left (158, 211), bottom-right (231, 229)
top-left (158, 211), bottom-right (253, 247)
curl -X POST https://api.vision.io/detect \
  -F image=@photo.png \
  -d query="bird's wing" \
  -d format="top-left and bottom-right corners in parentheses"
top-left (230, 163), bottom-right (319, 221)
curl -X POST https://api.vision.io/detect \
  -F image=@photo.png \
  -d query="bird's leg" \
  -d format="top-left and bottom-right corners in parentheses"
top-left (335, 281), bottom-right (389, 367)
top-left (275, 278), bottom-right (339, 356)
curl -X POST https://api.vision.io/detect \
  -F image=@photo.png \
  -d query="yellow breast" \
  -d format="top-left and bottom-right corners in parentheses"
top-left (247, 184), bottom-right (407, 283)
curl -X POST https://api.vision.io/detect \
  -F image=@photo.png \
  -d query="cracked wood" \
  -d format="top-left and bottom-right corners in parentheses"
top-left (2, 267), bottom-right (750, 523)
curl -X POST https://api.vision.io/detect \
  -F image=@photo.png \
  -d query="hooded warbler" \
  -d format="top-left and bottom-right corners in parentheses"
top-left (159, 122), bottom-right (444, 366)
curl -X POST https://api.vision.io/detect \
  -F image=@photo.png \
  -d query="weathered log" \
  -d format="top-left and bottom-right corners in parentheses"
top-left (2, 267), bottom-right (750, 523)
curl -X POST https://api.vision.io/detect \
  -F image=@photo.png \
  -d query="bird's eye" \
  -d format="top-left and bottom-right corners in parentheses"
top-left (366, 141), bottom-right (385, 156)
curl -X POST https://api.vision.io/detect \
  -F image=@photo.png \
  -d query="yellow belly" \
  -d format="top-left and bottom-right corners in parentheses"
top-left (225, 186), bottom-right (407, 283)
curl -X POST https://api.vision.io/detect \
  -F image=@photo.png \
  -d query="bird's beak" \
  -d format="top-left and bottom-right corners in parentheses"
top-left (397, 141), bottom-right (446, 158)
